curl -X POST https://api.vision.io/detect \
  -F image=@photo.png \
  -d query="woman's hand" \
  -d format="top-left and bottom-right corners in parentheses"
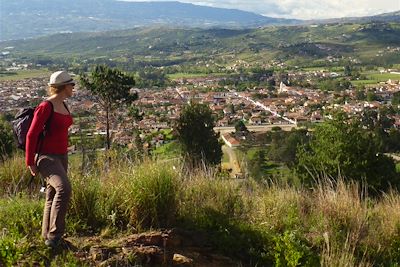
top-left (28, 165), bottom-right (39, 176)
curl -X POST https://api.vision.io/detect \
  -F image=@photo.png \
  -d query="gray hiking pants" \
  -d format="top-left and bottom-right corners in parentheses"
top-left (37, 154), bottom-right (71, 241)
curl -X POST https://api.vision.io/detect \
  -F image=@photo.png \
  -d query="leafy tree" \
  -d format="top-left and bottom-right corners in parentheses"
top-left (376, 107), bottom-right (395, 129)
top-left (80, 65), bottom-right (137, 150)
top-left (268, 129), bottom-right (309, 167)
top-left (366, 91), bottom-right (377, 102)
top-left (248, 149), bottom-right (267, 180)
top-left (360, 107), bottom-right (394, 132)
top-left (295, 113), bottom-right (398, 194)
top-left (176, 102), bottom-right (222, 169)
top-left (229, 104), bottom-right (235, 114)
top-left (235, 120), bottom-right (248, 133)
top-left (136, 67), bottom-right (169, 88)
top-left (392, 91), bottom-right (400, 106)
top-left (277, 71), bottom-right (289, 84)
top-left (37, 88), bottom-right (47, 97)
top-left (344, 64), bottom-right (352, 76)
top-left (359, 107), bottom-right (397, 153)
top-left (360, 107), bottom-right (400, 152)
top-left (386, 129), bottom-right (400, 152)
top-left (128, 105), bottom-right (144, 126)
top-left (355, 88), bottom-right (366, 101)
top-left (319, 78), bottom-right (351, 92)
top-left (360, 108), bottom-right (379, 130)
top-left (127, 106), bottom-right (144, 157)
top-left (0, 116), bottom-right (15, 161)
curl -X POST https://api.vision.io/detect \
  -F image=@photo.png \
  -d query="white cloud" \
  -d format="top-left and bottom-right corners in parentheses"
top-left (266, 0), bottom-right (400, 19)
top-left (121, 0), bottom-right (400, 19)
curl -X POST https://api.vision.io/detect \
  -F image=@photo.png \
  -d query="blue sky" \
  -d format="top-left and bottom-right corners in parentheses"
top-left (121, 0), bottom-right (400, 19)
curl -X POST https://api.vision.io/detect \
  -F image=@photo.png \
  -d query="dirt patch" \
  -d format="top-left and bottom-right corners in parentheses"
top-left (66, 229), bottom-right (237, 266)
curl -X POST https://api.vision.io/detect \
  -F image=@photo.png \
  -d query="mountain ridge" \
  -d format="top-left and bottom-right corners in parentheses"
top-left (307, 10), bottom-right (400, 24)
top-left (2, 0), bottom-right (399, 41)
top-left (2, 22), bottom-right (400, 69)
top-left (0, 0), bottom-right (299, 41)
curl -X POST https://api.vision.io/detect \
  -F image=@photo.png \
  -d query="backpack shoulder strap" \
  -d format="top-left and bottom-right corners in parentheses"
top-left (43, 100), bottom-right (54, 131)
top-left (34, 101), bottom-right (54, 162)
top-left (63, 101), bottom-right (70, 114)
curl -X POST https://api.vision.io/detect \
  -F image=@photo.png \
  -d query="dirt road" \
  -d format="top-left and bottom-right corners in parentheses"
top-left (222, 145), bottom-right (241, 178)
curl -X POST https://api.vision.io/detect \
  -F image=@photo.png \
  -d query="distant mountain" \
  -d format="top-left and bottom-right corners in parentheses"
top-left (308, 10), bottom-right (400, 24)
top-left (2, 22), bottom-right (400, 68)
top-left (375, 10), bottom-right (400, 17)
top-left (0, 0), bottom-right (300, 41)
top-left (355, 10), bottom-right (400, 23)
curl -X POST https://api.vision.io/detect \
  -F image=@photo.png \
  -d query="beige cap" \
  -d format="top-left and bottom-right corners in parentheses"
top-left (48, 71), bottom-right (74, 86)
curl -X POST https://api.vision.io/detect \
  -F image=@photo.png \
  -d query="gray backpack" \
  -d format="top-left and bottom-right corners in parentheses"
top-left (12, 101), bottom-right (54, 150)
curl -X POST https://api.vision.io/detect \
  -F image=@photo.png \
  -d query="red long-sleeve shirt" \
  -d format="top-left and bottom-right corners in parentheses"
top-left (26, 101), bottom-right (73, 166)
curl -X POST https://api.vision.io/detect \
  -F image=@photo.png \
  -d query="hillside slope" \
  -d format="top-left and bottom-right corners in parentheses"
top-left (0, 0), bottom-right (299, 41)
top-left (2, 22), bottom-right (400, 67)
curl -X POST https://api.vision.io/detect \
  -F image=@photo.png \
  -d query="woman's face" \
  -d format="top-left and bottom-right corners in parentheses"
top-left (65, 83), bottom-right (75, 97)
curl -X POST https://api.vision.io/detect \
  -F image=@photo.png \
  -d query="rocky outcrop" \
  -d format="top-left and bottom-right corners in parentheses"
top-left (74, 229), bottom-right (235, 266)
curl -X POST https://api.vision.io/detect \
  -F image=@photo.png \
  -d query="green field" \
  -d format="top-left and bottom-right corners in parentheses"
top-left (167, 72), bottom-right (228, 79)
top-left (367, 72), bottom-right (400, 81)
top-left (351, 72), bottom-right (400, 86)
top-left (151, 141), bottom-right (180, 159)
top-left (0, 69), bottom-right (50, 81)
top-left (301, 67), bottom-right (329, 71)
top-left (351, 79), bottom-right (380, 86)
top-left (301, 66), bottom-right (345, 72)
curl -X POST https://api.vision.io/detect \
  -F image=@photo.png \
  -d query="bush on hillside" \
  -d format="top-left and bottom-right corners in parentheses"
top-left (0, 116), bottom-right (15, 161)
top-left (3, 152), bottom-right (400, 265)
top-left (295, 113), bottom-right (399, 194)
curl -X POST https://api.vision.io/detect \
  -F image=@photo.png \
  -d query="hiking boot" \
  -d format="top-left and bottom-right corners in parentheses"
top-left (45, 238), bottom-right (73, 250)
top-left (45, 238), bottom-right (61, 248)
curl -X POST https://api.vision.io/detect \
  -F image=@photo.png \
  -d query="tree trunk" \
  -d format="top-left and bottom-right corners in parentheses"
top-left (105, 104), bottom-right (112, 170)
top-left (79, 115), bottom-right (86, 174)
top-left (106, 105), bottom-right (111, 151)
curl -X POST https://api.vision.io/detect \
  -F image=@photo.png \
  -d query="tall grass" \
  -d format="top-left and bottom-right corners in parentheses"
top-left (68, 156), bottom-right (180, 233)
top-left (179, 172), bottom-right (246, 221)
top-left (2, 153), bottom-right (400, 265)
top-left (0, 197), bottom-right (45, 265)
top-left (0, 154), bottom-right (33, 195)
top-left (312, 180), bottom-right (371, 266)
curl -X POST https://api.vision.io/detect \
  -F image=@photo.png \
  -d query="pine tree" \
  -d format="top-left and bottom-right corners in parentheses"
top-left (176, 102), bottom-right (222, 169)
top-left (80, 65), bottom-right (137, 150)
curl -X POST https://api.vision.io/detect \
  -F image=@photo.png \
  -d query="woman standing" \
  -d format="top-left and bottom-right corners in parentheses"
top-left (26, 71), bottom-right (74, 248)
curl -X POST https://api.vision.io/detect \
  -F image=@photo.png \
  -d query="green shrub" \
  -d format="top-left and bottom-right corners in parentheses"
top-left (0, 197), bottom-right (43, 237)
top-left (272, 230), bottom-right (319, 267)
top-left (0, 117), bottom-right (15, 162)
top-left (68, 173), bottom-right (105, 232)
top-left (126, 162), bottom-right (179, 229)
top-left (0, 197), bottom-right (42, 266)
top-left (388, 233), bottom-right (400, 264)
top-left (0, 155), bottom-right (32, 196)
top-left (0, 237), bottom-right (25, 266)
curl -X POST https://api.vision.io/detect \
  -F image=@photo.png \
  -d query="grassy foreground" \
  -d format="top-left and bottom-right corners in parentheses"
top-left (1, 153), bottom-right (400, 266)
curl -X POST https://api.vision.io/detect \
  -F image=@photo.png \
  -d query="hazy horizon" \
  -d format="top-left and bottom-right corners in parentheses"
top-left (120, 0), bottom-right (400, 20)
